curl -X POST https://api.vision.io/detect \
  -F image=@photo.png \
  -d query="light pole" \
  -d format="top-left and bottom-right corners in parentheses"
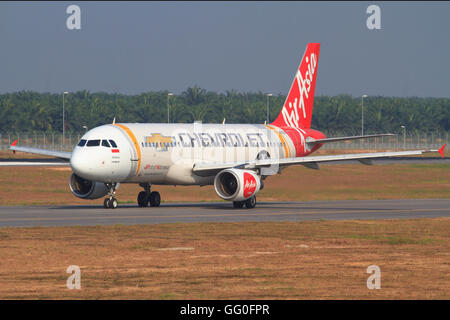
top-left (361, 94), bottom-right (367, 136)
top-left (167, 93), bottom-right (173, 123)
top-left (62, 91), bottom-right (69, 147)
top-left (401, 125), bottom-right (406, 149)
top-left (82, 125), bottom-right (88, 133)
top-left (266, 93), bottom-right (272, 124)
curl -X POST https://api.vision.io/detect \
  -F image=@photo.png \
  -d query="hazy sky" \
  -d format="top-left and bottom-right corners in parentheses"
top-left (1, 1), bottom-right (450, 97)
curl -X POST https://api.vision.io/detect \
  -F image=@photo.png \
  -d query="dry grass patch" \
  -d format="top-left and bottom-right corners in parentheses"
top-left (0, 219), bottom-right (448, 299)
top-left (0, 163), bottom-right (449, 206)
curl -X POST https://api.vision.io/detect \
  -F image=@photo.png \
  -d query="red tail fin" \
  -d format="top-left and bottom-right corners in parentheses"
top-left (271, 43), bottom-right (320, 129)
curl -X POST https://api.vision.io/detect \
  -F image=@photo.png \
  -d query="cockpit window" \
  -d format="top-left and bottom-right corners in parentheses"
top-left (86, 139), bottom-right (100, 147)
top-left (101, 140), bottom-right (111, 148)
top-left (109, 140), bottom-right (117, 148)
top-left (77, 139), bottom-right (87, 147)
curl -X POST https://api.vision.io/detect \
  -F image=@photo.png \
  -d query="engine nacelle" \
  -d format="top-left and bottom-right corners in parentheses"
top-left (69, 173), bottom-right (111, 200)
top-left (214, 169), bottom-right (261, 202)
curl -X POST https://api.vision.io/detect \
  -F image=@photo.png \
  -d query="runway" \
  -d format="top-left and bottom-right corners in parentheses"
top-left (0, 199), bottom-right (449, 227)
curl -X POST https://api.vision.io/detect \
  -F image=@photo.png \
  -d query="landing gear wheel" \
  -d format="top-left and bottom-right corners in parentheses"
top-left (111, 198), bottom-right (118, 209)
top-left (104, 197), bottom-right (118, 209)
top-left (137, 191), bottom-right (149, 207)
top-left (104, 182), bottom-right (119, 209)
top-left (233, 201), bottom-right (245, 208)
top-left (149, 191), bottom-right (161, 207)
top-left (245, 196), bottom-right (256, 209)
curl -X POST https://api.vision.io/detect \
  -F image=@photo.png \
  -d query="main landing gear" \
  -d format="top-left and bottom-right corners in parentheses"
top-left (137, 183), bottom-right (161, 207)
top-left (233, 196), bottom-right (256, 209)
top-left (104, 183), bottom-right (119, 209)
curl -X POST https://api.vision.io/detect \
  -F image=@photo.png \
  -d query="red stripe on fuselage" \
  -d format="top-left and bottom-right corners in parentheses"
top-left (111, 149), bottom-right (120, 153)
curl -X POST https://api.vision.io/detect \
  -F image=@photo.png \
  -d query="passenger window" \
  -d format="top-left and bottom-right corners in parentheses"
top-left (86, 139), bottom-right (100, 147)
top-left (109, 140), bottom-right (117, 148)
top-left (102, 140), bottom-right (111, 148)
top-left (77, 139), bottom-right (87, 147)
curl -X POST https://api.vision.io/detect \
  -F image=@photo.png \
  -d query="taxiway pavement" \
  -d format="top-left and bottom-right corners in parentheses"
top-left (0, 199), bottom-right (448, 227)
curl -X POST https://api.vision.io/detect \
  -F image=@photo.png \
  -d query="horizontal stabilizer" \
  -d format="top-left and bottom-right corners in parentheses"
top-left (307, 133), bottom-right (395, 145)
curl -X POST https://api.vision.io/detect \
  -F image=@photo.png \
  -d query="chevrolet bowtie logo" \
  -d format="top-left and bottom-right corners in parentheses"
top-left (144, 134), bottom-right (173, 151)
top-left (145, 133), bottom-right (173, 144)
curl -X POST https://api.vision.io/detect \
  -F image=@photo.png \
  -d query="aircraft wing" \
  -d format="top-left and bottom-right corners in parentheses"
top-left (8, 140), bottom-right (72, 160)
top-left (193, 145), bottom-right (446, 176)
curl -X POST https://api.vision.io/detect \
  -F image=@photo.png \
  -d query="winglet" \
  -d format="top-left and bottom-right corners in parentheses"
top-left (438, 144), bottom-right (446, 158)
top-left (11, 139), bottom-right (18, 147)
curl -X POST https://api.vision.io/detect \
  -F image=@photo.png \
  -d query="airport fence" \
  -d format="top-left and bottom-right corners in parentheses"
top-left (0, 132), bottom-right (83, 152)
top-left (0, 131), bottom-right (448, 152)
top-left (319, 130), bottom-right (449, 151)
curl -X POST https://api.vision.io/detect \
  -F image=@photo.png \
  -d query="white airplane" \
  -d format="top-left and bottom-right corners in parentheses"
top-left (9, 43), bottom-right (446, 209)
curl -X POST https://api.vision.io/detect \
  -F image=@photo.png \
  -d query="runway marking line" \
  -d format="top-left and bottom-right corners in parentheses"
top-left (0, 208), bottom-right (448, 223)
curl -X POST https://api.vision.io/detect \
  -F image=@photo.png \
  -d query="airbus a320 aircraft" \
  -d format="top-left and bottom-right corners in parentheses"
top-left (9, 43), bottom-right (446, 209)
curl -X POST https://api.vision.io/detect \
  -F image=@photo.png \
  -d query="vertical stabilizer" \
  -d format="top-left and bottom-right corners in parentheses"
top-left (271, 43), bottom-right (320, 129)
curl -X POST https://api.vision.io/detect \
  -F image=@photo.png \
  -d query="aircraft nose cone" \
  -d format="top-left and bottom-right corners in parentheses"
top-left (70, 150), bottom-right (91, 179)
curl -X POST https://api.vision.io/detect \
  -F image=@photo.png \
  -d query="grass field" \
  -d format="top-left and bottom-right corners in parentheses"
top-left (0, 150), bottom-right (448, 299)
top-left (0, 161), bottom-right (448, 206)
top-left (0, 219), bottom-right (448, 299)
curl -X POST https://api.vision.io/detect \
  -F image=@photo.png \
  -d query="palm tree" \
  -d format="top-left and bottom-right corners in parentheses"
top-left (182, 86), bottom-right (206, 106)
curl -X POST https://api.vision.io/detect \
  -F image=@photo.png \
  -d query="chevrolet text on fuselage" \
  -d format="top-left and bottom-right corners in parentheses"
top-left (9, 43), bottom-right (446, 209)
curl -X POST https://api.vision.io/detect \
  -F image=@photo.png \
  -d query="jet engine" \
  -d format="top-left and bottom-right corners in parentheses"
top-left (69, 173), bottom-right (110, 199)
top-left (214, 169), bottom-right (261, 202)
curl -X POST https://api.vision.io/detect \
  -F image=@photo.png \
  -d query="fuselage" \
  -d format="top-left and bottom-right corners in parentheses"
top-left (70, 123), bottom-right (326, 185)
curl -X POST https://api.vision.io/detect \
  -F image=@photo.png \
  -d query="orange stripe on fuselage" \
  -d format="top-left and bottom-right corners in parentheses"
top-left (264, 125), bottom-right (291, 158)
top-left (114, 124), bottom-right (141, 175)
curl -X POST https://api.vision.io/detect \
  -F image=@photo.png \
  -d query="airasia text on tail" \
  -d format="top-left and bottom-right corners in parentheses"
top-left (272, 43), bottom-right (320, 129)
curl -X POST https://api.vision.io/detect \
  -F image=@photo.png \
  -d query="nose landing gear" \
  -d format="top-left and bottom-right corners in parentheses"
top-left (138, 183), bottom-right (161, 207)
top-left (104, 183), bottom-right (119, 209)
top-left (104, 197), bottom-right (118, 209)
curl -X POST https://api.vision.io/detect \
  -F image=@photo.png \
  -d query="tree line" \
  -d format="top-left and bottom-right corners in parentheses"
top-left (0, 87), bottom-right (448, 134)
